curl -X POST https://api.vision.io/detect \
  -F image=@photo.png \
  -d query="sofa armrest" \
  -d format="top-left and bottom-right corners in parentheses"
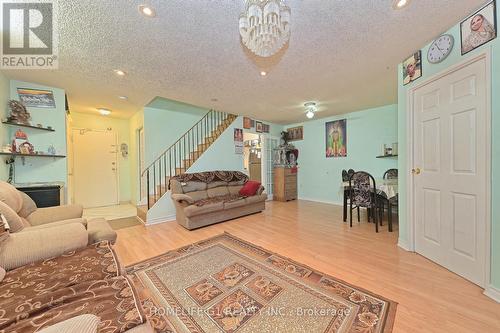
top-left (39, 314), bottom-right (100, 333)
top-left (26, 218), bottom-right (87, 231)
top-left (0, 223), bottom-right (88, 270)
top-left (257, 185), bottom-right (265, 196)
top-left (171, 193), bottom-right (195, 205)
top-left (27, 204), bottom-right (84, 226)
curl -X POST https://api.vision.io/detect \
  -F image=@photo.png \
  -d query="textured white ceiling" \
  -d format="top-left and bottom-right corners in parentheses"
top-left (1, 0), bottom-right (486, 123)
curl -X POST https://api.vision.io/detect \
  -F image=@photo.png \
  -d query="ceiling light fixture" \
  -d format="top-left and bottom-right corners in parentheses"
top-left (98, 108), bottom-right (112, 116)
top-left (114, 69), bottom-right (126, 76)
top-left (304, 102), bottom-right (317, 119)
top-left (118, 95), bottom-right (128, 100)
top-left (260, 71), bottom-right (267, 76)
top-left (239, 0), bottom-right (291, 57)
top-left (393, 0), bottom-right (410, 9)
top-left (139, 5), bottom-right (156, 17)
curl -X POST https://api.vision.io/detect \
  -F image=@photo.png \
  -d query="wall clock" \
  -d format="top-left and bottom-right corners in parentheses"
top-left (427, 34), bottom-right (454, 64)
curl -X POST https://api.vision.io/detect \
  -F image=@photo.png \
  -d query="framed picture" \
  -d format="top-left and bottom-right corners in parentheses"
top-left (402, 51), bottom-right (422, 85)
top-left (325, 119), bottom-right (347, 158)
top-left (461, 1), bottom-right (497, 55)
top-left (243, 117), bottom-right (252, 129)
top-left (256, 121), bottom-right (263, 133)
top-left (234, 128), bottom-right (243, 154)
top-left (262, 124), bottom-right (270, 133)
top-left (17, 88), bottom-right (56, 108)
top-left (287, 126), bottom-right (303, 141)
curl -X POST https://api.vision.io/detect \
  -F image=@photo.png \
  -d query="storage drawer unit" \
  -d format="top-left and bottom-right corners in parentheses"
top-left (273, 167), bottom-right (297, 202)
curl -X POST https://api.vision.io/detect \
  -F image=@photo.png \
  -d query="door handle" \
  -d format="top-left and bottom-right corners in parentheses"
top-left (412, 168), bottom-right (421, 175)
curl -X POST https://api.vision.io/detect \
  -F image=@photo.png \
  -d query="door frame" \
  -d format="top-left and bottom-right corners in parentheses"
top-left (406, 50), bottom-right (492, 289)
top-left (71, 127), bottom-right (120, 207)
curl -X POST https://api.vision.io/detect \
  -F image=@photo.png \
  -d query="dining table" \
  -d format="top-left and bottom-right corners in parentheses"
top-left (341, 178), bottom-right (399, 229)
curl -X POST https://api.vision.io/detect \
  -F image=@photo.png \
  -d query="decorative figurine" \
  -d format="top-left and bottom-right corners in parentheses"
top-left (7, 100), bottom-right (31, 125)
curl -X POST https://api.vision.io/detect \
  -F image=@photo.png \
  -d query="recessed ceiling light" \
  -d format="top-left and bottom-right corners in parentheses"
top-left (211, 98), bottom-right (218, 102)
top-left (114, 69), bottom-right (126, 76)
top-left (98, 108), bottom-right (112, 116)
top-left (393, 0), bottom-right (410, 9)
top-left (139, 5), bottom-right (156, 17)
top-left (260, 71), bottom-right (267, 76)
top-left (118, 95), bottom-right (128, 100)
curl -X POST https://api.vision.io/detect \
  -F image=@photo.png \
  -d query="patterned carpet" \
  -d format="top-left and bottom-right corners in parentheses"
top-left (127, 233), bottom-right (397, 333)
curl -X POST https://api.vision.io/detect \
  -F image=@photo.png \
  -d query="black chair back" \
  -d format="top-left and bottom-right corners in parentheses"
top-left (383, 169), bottom-right (398, 179)
top-left (349, 171), bottom-right (377, 208)
top-left (342, 169), bottom-right (349, 182)
top-left (347, 169), bottom-right (355, 180)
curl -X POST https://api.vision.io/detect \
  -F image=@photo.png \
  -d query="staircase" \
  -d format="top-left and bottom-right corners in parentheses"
top-left (138, 110), bottom-right (238, 216)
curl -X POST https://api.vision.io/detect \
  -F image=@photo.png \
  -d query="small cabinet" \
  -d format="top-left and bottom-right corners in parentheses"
top-left (273, 167), bottom-right (297, 202)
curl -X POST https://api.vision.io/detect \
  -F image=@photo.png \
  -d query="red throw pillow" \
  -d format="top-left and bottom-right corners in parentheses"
top-left (239, 181), bottom-right (261, 197)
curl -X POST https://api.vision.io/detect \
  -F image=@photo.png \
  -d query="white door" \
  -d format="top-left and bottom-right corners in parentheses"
top-left (413, 57), bottom-right (488, 286)
top-left (73, 129), bottom-right (119, 208)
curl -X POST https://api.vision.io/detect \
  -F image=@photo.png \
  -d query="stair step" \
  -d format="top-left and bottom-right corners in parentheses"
top-left (175, 167), bottom-right (186, 175)
top-left (190, 151), bottom-right (202, 159)
top-left (183, 159), bottom-right (194, 168)
top-left (137, 205), bottom-right (147, 221)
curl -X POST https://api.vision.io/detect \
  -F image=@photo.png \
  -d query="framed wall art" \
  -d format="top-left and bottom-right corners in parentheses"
top-left (287, 126), bottom-right (303, 141)
top-left (461, 1), bottom-right (497, 55)
top-left (17, 88), bottom-right (56, 108)
top-left (402, 51), bottom-right (422, 85)
top-left (325, 119), bottom-right (347, 158)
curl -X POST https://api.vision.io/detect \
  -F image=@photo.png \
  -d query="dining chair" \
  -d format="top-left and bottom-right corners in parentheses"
top-left (349, 171), bottom-right (379, 232)
top-left (383, 168), bottom-right (398, 179)
top-left (342, 170), bottom-right (350, 222)
top-left (387, 194), bottom-right (398, 232)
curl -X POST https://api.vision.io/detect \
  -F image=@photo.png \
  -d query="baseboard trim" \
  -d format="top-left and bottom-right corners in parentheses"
top-left (398, 238), bottom-right (411, 251)
top-left (297, 196), bottom-right (343, 206)
top-left (484, 285), bottom-right (500, 303)
top-left (146, 214), bottom-right (176, 225)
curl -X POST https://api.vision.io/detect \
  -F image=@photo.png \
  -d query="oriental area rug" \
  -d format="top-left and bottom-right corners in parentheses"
top-left (127, 233), bottom-right (397, 333)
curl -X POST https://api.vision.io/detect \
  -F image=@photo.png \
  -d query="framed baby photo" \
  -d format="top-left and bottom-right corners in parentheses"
top-left (461, 1), bottom-right (497, 55)
top-left (402, 50), bottom-right (422, 86)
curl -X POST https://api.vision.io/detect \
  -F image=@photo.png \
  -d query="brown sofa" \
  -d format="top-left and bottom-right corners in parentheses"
top-left (170, 171), bottom-right (267, 230)
top-left (0, 240), bottom-right (154, 333)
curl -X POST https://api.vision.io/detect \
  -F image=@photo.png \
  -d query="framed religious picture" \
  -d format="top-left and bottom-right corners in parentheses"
top-left (243, 117), bottom-right (253, 129)
top-left (461, 1), bottom-right (497, 55)
top-left (17, 88), bottom-right (56, 108)
top-left (255, 121), bottom-right (263, 133)
top-left (234, 128), bottom-right (243, 154)
top-left (402, 51), bottom-right (422, 85)
top-left (325, 119), bottom-right (347, 158)
top-left (262, 124), bottom-right (270, 133)
top-left (287, 126), bottom-right (303, 141)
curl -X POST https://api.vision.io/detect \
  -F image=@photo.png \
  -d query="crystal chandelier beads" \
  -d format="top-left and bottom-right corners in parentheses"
top-left (239, 0), bottom-right (291, 57)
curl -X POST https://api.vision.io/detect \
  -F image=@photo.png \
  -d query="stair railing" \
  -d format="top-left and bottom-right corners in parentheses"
top-left (142, 109), bottom-right (234, 209)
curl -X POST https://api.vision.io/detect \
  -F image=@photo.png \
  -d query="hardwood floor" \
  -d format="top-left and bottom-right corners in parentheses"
top-left (114, 200), bottom-right (500, 333)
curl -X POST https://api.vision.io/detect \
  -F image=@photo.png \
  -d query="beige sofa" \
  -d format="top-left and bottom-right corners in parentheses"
top-left (170, 171), bottom-right (267, 230)
top-left (0, 181), bottom-right (117, 270)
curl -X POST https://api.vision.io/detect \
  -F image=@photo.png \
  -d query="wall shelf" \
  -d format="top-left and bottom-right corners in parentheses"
top-left (1, 121), bottom-right (55, 132)
top-left (376, 154), bottom-right (398, 159)
top-left (0, 152), bottom-right (66, 158)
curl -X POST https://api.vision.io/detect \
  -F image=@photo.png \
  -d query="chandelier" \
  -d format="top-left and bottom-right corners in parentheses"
top-left (239, 0), bottom-right (291, 58)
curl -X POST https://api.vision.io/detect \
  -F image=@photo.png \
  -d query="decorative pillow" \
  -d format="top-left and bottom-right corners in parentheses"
top-left (18, 192), bottom-right (37, 218)
top-left (0, 201), bottom-right (24, 233)
top-left (239, 181), bottom-right (261, 197)
top-left (0, 266), bottom-right (5, 282)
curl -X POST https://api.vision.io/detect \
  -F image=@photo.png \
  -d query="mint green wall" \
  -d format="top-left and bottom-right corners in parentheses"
top-left (8, 80), bottom-right (67, 185)
top-left (0, 72), bottom-right (10, 181)
top-left (143, 103), bottom-right (207, 166)
top-left (289, 105), bottom-right (398, 204)
top-left (70, 112), bottom-right (131, 202)
top-left (398, 5), bottom-right (500, 288)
